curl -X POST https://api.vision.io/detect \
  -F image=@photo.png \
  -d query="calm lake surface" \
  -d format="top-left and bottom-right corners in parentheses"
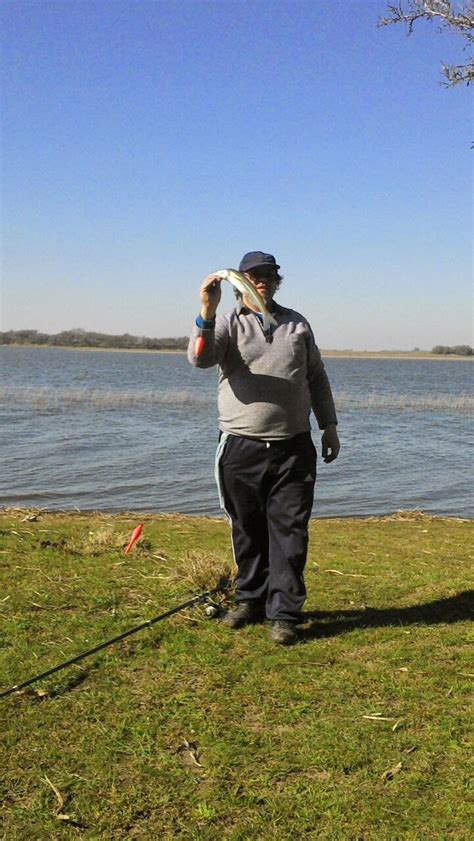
top-left (1, 347), bottom-right (472, 518)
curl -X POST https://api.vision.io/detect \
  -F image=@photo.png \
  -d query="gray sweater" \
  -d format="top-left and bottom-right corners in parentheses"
top-left (188, 301), bottom-right (338, 441)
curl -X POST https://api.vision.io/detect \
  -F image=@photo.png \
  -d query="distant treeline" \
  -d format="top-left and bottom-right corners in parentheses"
top-left (0, 329), bottom-right (188, 351)
top-left (0, 330), bottom-right (472, 355)
top-left (431, 345), bottom-right (472, 356)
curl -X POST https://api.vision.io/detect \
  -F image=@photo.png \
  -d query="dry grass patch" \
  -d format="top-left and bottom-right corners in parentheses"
top-left (67, 522), bottom-right (131, 553)
top-left (163, 550), bottom-right (235, 608)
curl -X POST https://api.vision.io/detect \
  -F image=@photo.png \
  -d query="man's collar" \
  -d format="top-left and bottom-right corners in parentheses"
top-left (236, 299), bottom-right (282, 316)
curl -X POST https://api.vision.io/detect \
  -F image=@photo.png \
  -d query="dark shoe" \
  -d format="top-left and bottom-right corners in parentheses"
top-left (222, 600), bottom-right (265, 629)
top-left (269, 620), bottom-right (298, 646)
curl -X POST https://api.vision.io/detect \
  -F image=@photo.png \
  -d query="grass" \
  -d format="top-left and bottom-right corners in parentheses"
top-left (0, 510), bottom-right (472, 840)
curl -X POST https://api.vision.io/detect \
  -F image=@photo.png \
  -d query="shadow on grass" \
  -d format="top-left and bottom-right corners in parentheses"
top-left (301, 590), bottom-right (474, 640)
top-left (49, 669), bottom-right (92, 697)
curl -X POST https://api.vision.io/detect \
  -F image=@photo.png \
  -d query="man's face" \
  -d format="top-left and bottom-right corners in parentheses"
top-left (244, 266), bottom-right (279, 306)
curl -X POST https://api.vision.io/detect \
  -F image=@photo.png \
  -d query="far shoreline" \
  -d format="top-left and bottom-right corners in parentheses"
top-left (1, 343), bottom-right (472, 360)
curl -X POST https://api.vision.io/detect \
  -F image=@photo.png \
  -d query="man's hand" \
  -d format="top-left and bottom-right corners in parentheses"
top-left (200, 274), bottom-right (222, 321)
top-left (322, 425), bottom-right (340, 463)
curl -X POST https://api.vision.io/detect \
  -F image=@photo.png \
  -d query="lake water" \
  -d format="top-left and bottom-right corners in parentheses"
top-left (1, 347), bottom-right (472, 518)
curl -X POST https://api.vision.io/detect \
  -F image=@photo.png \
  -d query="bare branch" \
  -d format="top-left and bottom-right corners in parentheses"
top-left (441, 58), bottom-right (474, 83)
top-left (379, 1), bottom-right (474, 32)
top-left (379, 1), bottom-right (474, 87)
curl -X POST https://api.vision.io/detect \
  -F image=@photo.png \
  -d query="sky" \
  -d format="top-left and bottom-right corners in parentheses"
top-left (1, 0), bottom-right (472, 350)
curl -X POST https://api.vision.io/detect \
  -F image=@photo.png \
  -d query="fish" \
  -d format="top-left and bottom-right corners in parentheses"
top-left (216, 269), bottom-right (277, 332)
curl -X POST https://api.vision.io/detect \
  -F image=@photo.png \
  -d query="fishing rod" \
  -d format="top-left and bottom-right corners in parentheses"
top-left (0, 583), bottom-right (226, 700)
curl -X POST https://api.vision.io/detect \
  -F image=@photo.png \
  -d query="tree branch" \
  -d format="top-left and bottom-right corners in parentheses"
top-left (379, 1), bottom-right (474, 86)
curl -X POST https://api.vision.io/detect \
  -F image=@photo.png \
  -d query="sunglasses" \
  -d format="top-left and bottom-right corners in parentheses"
top-left (248, 267), bottom-right (278, 280)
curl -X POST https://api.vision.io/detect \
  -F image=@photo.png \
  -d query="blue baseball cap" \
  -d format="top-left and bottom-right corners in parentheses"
top-left (239, 251), bottom-right (281, 272)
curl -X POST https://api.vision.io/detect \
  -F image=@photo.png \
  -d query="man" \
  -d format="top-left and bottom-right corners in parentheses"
top-left (188, 251), bottom-right (340, 645)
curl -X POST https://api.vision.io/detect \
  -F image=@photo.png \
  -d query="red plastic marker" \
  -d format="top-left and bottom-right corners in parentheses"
top-left (194, 336), bottom-right (205, 357)
top-left (124, 524), bottom-right (143, 555)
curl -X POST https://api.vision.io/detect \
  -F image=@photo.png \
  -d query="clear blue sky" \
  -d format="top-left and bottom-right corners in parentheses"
top-left (2, 0), bottom-right (472, 349)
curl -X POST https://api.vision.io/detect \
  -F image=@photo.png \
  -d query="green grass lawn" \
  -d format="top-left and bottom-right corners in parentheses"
top-left (0, 510), bottom-right (472, 840)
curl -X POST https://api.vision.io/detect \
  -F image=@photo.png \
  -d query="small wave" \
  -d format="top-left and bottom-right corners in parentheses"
top-left (334, 392), bottom-right (473, 412)
top-left (0, 387), bottom-right (211, 409)
top-left (0, 387), bottom-right (472, 413)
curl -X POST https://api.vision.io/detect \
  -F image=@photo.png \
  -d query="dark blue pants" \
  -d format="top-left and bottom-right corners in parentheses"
top-left (219, 432), bottom-right (317, 622)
